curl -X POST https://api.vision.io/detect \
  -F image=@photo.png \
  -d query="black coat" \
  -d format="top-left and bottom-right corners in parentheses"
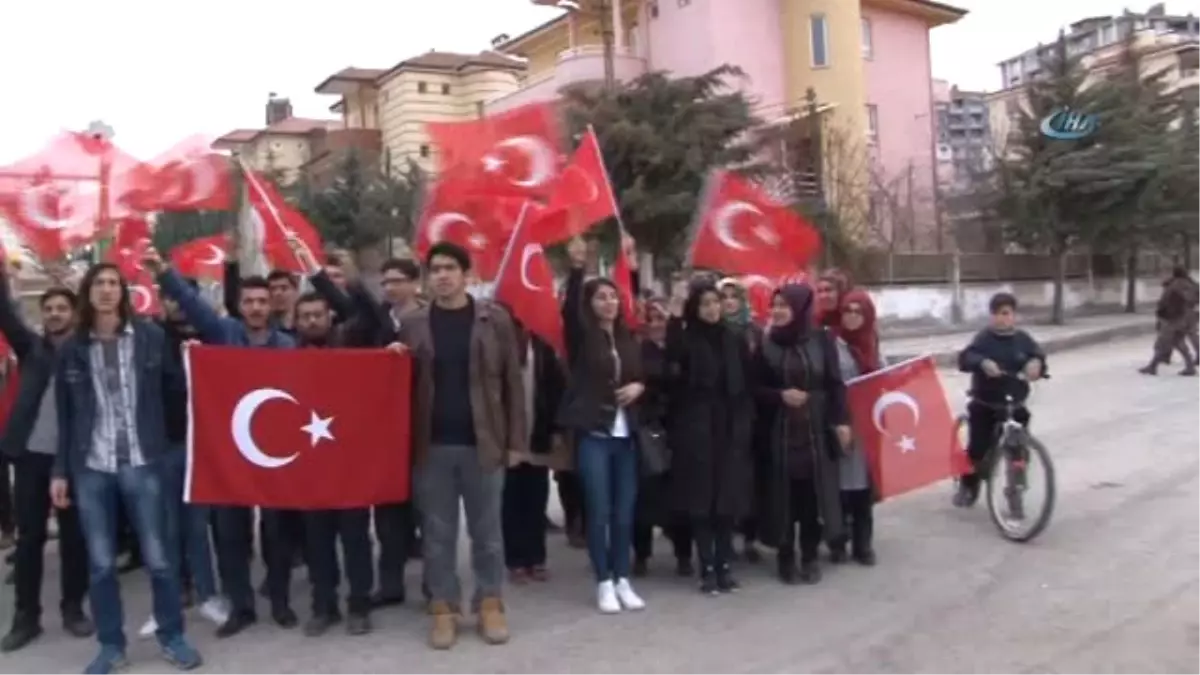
top-left (665, 318), bottom-right (756, 518)
top-left (527, 336), bottom-right (566, 456)
top-left (753, 329), bottom-right (847, 547)
top-left (0, 275), bottom-right (57, 459)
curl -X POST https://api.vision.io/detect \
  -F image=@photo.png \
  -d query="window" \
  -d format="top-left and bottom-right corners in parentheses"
top-left (417, 81), bottom-right (427, 94)
top-left (866, 104), bottom-right (879, 144)
top-left (861, 18), bottom-right (873, 59)
top-left (419, 144), bottom-right (430, 158)
top-left (810, 14), bottom-right (829, 67)
top-left (441, 83), bottom-right (451, 95)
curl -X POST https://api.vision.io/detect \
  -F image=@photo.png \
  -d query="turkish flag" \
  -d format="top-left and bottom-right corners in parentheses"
top-left (245, 172), bottom-right (324, 274)
top-left (845, 355), bottom-right (971, 500)
top-left (493, 203), bottom-right (564, 357)
top-left (117, 135), bottom-right (234, 212)
top-left (533, 126), bottom-right (617, 244)
top-left (106, 217), bottom-right (161, 316)
top-left (612, 229), bottom-right (639, 330)
top-left (426, 102), bottom-right (563, 201)
top-left (171, 234), bottom-right (229, 280)
top-left (686, 170), bottom-right (822, 278)
top-left (185, 346), bottom-right (413, 509)
top-left (736, 274), bottom-right (775, 325)
top-left (413, 179), bottom-right (511, 280)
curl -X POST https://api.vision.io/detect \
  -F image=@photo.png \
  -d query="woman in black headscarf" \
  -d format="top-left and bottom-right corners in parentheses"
top-left (665, 282), bottom-right (755, 594)
top-left (753, 283), bottom-right (851, 585)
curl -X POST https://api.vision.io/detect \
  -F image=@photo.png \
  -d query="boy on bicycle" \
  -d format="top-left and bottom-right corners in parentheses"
top-left (955, 292), bottom-right (1046, 507)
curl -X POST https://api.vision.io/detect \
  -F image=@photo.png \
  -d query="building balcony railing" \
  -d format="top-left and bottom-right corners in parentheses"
top-left (485, 45), bottom-right (647, 115)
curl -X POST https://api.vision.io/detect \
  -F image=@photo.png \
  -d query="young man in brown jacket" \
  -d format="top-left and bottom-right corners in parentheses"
top-left (395, 242), bottom-right (526, 650)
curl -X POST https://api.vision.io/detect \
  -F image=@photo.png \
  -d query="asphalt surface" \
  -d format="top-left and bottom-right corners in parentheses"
top-left (1, 336), bottom-right (1197, 674)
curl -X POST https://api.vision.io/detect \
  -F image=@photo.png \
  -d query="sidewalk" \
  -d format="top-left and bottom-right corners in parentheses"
top-left (882, 312), bottom-right (1156, 367)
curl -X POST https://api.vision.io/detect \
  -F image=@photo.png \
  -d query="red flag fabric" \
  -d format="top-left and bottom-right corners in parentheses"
top-left (118, 135), bottom-right (233, 212)
top-left (845, 355), bottom-right (970, 500)
top-left (185, 346), bottom-right (413, 509)
top-left (106, 217), bottom-right (161, 316)
top-left (612, 232), bottom-right (639, 330)
top-left (413, 179), bottom-right (511, 280)
top-left (426, 102), bottom-right (563, 201)
top-left (687, 170), bottom-right (822, 278)
top-left (0, 357), bottom-right (19, 433)
top-left (535, 126), bottom-right (617, 244)
top-left (493, 203), bottom-right (565, 357)
top-left (246, 173), bottom-right (323, 274)
top-left (171, 234), bottom-right (229, 280)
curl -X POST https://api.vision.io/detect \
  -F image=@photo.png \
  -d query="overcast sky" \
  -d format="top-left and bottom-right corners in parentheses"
top-left (0, 0), bottom-right (1189, 165)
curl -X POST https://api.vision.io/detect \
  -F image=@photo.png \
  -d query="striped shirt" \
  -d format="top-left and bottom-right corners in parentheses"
top-left (85, 324), bottom-right (145, 472)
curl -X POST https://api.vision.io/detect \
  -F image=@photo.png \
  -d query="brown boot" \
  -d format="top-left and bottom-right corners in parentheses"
top-left (476, 597), bottom-right (510, 645)
top-left (427, 601), bottom-right (458, 650)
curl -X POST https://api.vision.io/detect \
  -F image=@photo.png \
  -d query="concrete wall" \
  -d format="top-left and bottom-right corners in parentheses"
top-left (870, 274), bottom-right (1177, 326)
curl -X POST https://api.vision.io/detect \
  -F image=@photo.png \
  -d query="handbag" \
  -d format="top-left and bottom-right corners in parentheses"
top-left (636, 424), bottom-right (670, 477)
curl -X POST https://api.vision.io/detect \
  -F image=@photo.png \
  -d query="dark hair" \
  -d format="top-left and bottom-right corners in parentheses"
top-left (424, 242), bottom-right (471, 272)
top-left (239, 275), bottom-right (271, 296)
top-left (74, 263), bottom-right (133, 337)
top-left (1172, 265), bottom-right (1189, 279)
top-left (577, 277), bottom-right (640, 382)
top-left (989, 292), bottom-right (1018, 314)
top-left (325, 252), bottom-right (343, 267)
top-left (381, 258), bottom-right (421, 280)
top-left (294, 291), bottom-right (328, 310)
top-left (40, 286), bottom-right (77, 308)
top-left (183, 277), bottom-right (200, 292)
top-left (266, 269), bottom-right (298, 287)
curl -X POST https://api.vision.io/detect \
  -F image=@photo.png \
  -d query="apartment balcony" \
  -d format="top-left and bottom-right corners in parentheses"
top-left (485, 45), bottom-right (647, 115)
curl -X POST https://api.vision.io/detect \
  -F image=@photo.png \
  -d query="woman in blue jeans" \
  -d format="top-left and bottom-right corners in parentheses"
top-left (558, 240), bottom-right (647, 614)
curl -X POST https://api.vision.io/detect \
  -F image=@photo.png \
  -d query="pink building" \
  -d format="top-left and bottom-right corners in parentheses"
top-left (491, 0), bottom-right (965, 251)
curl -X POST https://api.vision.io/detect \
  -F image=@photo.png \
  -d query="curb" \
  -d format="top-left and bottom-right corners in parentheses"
top-left (893, 321), bottom-right (1158, 368)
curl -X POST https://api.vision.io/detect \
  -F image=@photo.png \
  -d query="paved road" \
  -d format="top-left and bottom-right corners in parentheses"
top-left (2, 337), bottom-right (1197, 674)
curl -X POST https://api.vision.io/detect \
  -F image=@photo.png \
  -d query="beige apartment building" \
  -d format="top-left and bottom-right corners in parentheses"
top-left (987, 8), bottom-right (1199, 152)
top-left (214, 51), bottom-right (526, 183)
top-left (313, 51), bottom-right (526, 175)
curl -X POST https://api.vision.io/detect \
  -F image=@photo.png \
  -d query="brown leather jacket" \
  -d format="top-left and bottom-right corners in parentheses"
top-left (397, 298), bottom-right (527, 469)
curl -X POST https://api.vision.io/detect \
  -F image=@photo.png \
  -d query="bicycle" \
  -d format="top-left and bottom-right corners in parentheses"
top-left (954, 372), bottom-right (1056, 543)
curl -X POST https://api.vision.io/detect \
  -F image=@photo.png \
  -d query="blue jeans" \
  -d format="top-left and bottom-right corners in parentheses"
top-left (162, 447), bottom-right (217, 601)
top-left (576, 435), bottom-right (639, 583)
top-left (74, 464), bottom-right (185, 650)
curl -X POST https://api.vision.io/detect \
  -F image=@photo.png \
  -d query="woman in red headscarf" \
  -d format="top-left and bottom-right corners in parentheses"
top-left (829, 288), bottom-right (881, 566)
top-left (815, 269), bottom-right (852, 330)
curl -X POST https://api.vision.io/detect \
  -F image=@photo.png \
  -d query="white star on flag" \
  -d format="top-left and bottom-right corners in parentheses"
top-left (301, 411), bottom-right (335, 447)
top-left (896, 435), bottom-right (917, 453)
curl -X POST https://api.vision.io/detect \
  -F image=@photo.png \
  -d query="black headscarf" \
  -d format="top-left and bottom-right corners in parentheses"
top-left (768, 283), bottom-right (815, 347)
top-left (682, 282), bottom-right (743, 394)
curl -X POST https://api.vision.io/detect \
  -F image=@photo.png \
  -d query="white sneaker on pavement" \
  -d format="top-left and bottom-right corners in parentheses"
top-left (138, 616), bottom-right (157, 639)
top-left (614, 578), bottom-right (645, 611)
top-left (198, 597), bottom-right (230, 626)
top-left (597, 580), bottom-right (621, 614)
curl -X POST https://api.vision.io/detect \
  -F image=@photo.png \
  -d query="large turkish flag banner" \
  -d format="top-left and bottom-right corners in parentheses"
top-left (185, 346), bottom-right (413, 509)
top-left (845, 355), bottom-right (971, 500)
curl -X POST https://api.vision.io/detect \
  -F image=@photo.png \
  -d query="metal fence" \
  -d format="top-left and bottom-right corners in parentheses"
top-left (849, 252), bottom-right (1176, 286)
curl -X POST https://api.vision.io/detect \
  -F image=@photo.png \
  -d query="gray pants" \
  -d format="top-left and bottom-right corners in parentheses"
top-left (415, 444), bottom-right (505, 610)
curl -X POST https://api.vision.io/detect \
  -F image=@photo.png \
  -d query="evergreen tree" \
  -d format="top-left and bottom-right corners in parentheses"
top-left (978, 31), bottom-right (1144, 323)
top-left (560, 65), bottom-right (772, 270)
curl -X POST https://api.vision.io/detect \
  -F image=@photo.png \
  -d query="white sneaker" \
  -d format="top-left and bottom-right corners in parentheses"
top-left (198, 597), bottom-right (230, 626)
top-left (614, 578), bottom-right (645, 611)
top-left (138, 616), bottom-right (157, 639)
top-left (596, 580), bottom-right (621, 614)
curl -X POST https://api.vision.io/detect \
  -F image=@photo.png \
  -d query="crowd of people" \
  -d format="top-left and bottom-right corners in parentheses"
top-left (0, 234), bottom-right (1059, 674)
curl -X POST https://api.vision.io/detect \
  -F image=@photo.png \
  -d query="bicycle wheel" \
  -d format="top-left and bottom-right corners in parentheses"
top-left (985, 433), bottom-right (1056, 542)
